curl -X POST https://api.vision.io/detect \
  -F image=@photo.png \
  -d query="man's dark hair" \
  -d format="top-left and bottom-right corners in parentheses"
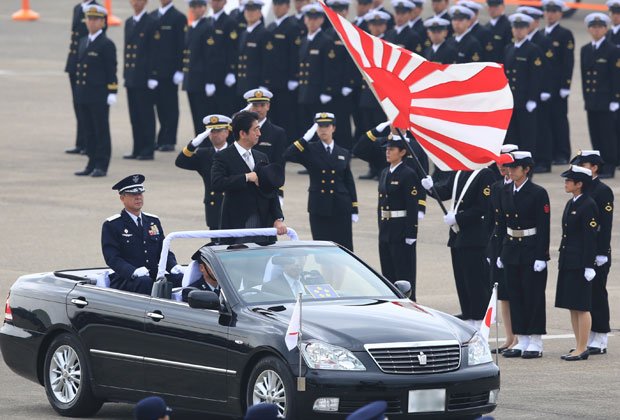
top-left (231, 111), bottom-right (259, 140)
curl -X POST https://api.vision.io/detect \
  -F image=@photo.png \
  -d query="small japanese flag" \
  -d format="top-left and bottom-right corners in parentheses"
top-left (479, 286), bottom-right (497, 343)
top-left (285, 295), bottom-right (301, 351)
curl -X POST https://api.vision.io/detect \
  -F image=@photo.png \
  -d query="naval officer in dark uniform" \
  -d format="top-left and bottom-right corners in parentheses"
top-left (175, 114), bottom-right (232, 229)
top-left (74, 5), bottom-right (117, 178)
top-left (485, 0), bottom-right (512, 64)
top-left (446, 5), bottom-right (482, 64)
top-left (571, 151), bottom-right (614, 354)
top-left (235, 0), bottom-right (270, 99)
top-left (385, 1), bottom-right (424, 55)
top-left (556, 165), bottom-right (599, 361)
top-left (102, 174), bottom-right (184, 294)
top-left (123, 0), bottom-right (157, 161)
top-left (459, 1), bottom-right (495, 62)
top-left (423, 17), bottom-right (457, 63)
top-left (284, 113), bottom-right (359, 251)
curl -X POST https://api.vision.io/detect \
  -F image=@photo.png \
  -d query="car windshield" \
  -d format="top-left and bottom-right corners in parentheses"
top-left (216, 246), bottom-right (398, 304)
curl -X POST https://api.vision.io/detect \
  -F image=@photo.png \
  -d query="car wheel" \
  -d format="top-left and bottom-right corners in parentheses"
top-left (43, 333), bottom-right (103, 417)
top-left (246, 356), bottom-right (296, 419)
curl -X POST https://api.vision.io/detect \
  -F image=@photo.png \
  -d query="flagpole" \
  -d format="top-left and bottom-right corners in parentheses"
top-left (493, 282), bottom-right (499, 366)
top-left (296, 292), bottom-right (306, 391)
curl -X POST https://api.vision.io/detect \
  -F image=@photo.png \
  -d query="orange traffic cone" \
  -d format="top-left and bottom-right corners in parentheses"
top-left (12, 0), bottom-right (40, 21)
top-left (105, 0), bottom-right (121, 26)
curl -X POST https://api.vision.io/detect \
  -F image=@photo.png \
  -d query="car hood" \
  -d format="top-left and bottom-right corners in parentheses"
top-left (254, 299), bottom-right (471, 351)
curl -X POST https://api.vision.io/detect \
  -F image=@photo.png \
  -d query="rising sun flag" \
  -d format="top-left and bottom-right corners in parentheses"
top-left (319, 1), bottom-right (514, 171)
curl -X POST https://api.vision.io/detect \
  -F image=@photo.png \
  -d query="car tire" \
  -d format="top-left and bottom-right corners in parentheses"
top-left (246, 356), bottom-right (296, 419)
top-left (43, 333), bottom-right (103, 417)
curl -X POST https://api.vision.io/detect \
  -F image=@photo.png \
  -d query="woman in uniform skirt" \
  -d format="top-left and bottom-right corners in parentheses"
top-left (556, 165), bottom-right (599, 361)
top-left (284, 112), bottom-right (358, 250)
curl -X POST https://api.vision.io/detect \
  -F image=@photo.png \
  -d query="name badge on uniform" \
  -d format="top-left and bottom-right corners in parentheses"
top-left (161, 25), bottom-right (171, 30)
top-left (494, 35), bottom-right (502, 40)
top-left (247, 42), bottom-right (257, 47)
top-left (516, 57), bottom-right (526, 61)
top-left (215, 29), bottom-right (223, 34)
top-left (122, 233), bottom-right (133, 237)
top-left (337, 155), bottom-right (345, 160)
top-left (458, 52), bottom-right (465, 57)
top-left (149, 224), bottom-right (160, 236)
top-left (275, 34), bottom-right (286, 39)
top-left (596, 58), bottom-right (607, 63)
top-left (88, 51), bottom-right (98, 56)
top-left (310, 49), bottom-right (319, 55)
top-left (553, 41), bottom-right (560, 47)
top-left (391, 181), bottom-right (399, 185)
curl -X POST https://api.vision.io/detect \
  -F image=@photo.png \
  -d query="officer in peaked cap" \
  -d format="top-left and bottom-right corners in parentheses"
top-left (346, 400), bottom-right (387, 420)
top-left (385, 1), bottom-right (424, 55)
top-left (503, 13), bottom-right (543, 154)
top-left (423, 17), bottom-right (457, 63)
top-left (607, 0), bottom-right (620, 47)
top-left (235, 0), bottom-right (270, 99)
top-left (134, 396), bottom-right (172, 420)
top-left (73, 4), bottom-right (118, 178)
top-left (175, 114), bottom-right (232, 229)
top-left (431, 0), bottom-right (453, 37)
top-left (571, 150), bottom-right (614, 354)
top-left (581, 12), bottom-right (619, 179)
top-left (458, 0), bottom-right (494, 61)
top-left (446, 6), bottom-right (482, 63)
top-left (102, 174), bottom-right (184, 294)
top-left (485, 0), bottom-right (512, 63)
top-left (371, 0), bottom-right (395, 30)
top-left (542, 0), bottom-right (575, 167)
top-left (408, 0), bottom-right (428, 46)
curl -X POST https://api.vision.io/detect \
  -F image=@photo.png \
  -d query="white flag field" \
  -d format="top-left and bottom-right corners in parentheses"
top-left (285, 296), bottom-right (301, 351)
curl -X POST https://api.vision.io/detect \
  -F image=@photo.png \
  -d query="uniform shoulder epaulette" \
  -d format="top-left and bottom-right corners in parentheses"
top-left (142, 212), bottom-right (159, 219)
top-left (106, 214), bottom-right (121, 222)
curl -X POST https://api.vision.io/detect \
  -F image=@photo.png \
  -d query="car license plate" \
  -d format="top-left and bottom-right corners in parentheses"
top-left (408, 389), bottom-right (446, 413)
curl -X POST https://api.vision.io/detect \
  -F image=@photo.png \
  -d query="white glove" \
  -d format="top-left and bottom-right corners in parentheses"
top-left (170, 264), bottom-right (185, 275)
top-left (279, 196), bottom-right (284, 209)
top-left (540, 92), bottom-right (551, 102)
top-left (173, 71), bottom-right (184, 85)
top-left (205, 83), bottom-right (216, 97)
top-left (132, 266), bottom-right (150, 278)
top-left (287, 80), bottom-right (299, 91)
top-left (341, 87), bottom-right (353, 96)
top-left (147, 79), bottom-right (159, 90)
top-left (107, 93), bottom-right (117, 106)
top-left (595, 255), bottom-right (609, 266)
top-left (405, 238), bottom-right (416, 245)
top-left (418, 211), bottom-right (425, 220)
top-left (225, 73), bottom-right (236, 87)
top-left (375, 120), bottom-right (391, 134)
top-left (421, 175), bottom-right (433, 191)
top-left (533, 260), bottom-right (547, 272)
top-left (303, 123), bottom-right (318, 141)
top-left (496, 257), bottom-right (504, 269)
top-left (191, 128), bottom-right (212, 147)
top-left (486, 257), bottom-right (491, 265)
top-left (559, 88), bottom-right (570, 99)
top-left (610, 102), bottom-right (620, 112)
top-left (351, 214), bottom-right (359, 223)
top-left (526, 100), bottom-right (537, 113)
top-left (584, 268), bottom-right (596, 281)
top-left (319, 94), bottom-right (332, 104)
top-left (443, 211), bottom-right (457, 226)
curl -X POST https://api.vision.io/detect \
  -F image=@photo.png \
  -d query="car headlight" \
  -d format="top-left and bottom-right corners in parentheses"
top-left (301, 341), bottom-right (366, 371)
top-left (467, 334), bottom-right (493, 366)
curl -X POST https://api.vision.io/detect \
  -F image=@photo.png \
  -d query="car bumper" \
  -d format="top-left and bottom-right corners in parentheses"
top-left (297, 363), bottom-right (500, 419)
top-left (0, 323), bottom-right (44, 385)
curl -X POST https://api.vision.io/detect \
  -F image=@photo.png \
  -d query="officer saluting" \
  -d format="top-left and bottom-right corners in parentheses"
top-left (175, 114), bottom-right (232, 229)
top-left (74, 5), bottom-right (117, 178)
top-left (102, 175), bottom-right (184, 295)
top-left (284, 113), bottom-right (359, 251)
top-left (423, 17), bottom-right (457, 64)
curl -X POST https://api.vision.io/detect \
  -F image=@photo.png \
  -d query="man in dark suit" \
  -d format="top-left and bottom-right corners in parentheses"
top-left (235, 0), bottom-right (270, 99)
top-left (423, 16), bottom-right (457, 63)
top-left (485, 0), bottom-right (512, 64)
top-left (175, 114), bottom-right (232, 229)
top-left (209, 0), bottom-right (239, 118)
top-left (65, 0), bottom-right (104, 155)
top-left (148, 0), bottom-right (186, 152)
top-left (244, 89), bottom-right (287, 165)
top-left (74, 5), bottom-right (117, 178)
top-left (581, 13), bottom-right (620, 178)
top-left (102, 174), bottom-right (184, 294)
top-left (261, 256), bottom-right (313, 299)
top-left (446, 5), bottom-right (482, 63)
top-left (124, 0), bottom-right (157, 160)
top-left (211, 111), bottom-right (287, 243)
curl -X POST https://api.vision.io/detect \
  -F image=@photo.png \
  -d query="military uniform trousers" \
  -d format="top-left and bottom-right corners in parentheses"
top-left (591, 263), bottom-right (611, 332)
top-left (310, 211), bottom-right (353, 251)
top-left (450, 247), bottom-right (491, 320)
top-left (506, 108), bottom-right (537, 154)
top-left (587, 110), bottom-right (618, 174)
top-left (78, 101), bottom-right (111, 172)
top-left (379, 241), bottom-right (416, 300)
top-left (153, 80), bottom-right (179, 148)
top-left (127, 87), bottom-right (156, 157)
top-left (330, 93), bottom-right (354, 150)
top-left (69, 76), bottom-right (86, 150)
top-left (504, 262), bottom-right (547, 335)
top-left (187, 91), bottom-right (211, 136)
top-left (269, 87), bottom-right (298, 143)
top-left (536, 100), bottom-right (553, 166)
top-left (550, 95), bottom-right (571, 162)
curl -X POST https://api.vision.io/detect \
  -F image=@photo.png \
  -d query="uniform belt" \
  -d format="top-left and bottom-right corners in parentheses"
top-left (380, 210), bottom-right (407, 218)
top-left (507, 227), bottom-right (537, 238)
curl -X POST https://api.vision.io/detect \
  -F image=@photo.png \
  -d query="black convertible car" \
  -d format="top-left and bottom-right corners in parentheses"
top-left (1, 229), bottom-right (499, 419)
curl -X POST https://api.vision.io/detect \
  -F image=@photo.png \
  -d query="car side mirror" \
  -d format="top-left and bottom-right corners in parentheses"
top-left (188, 290), bottom-right (220, 310)
top-left (394, 280), bottom-right (412, 299)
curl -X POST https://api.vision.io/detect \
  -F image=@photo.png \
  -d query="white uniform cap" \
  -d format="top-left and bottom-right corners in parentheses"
top-left (82, 4), bottom-right (107, 17)
top-left (585, 12), bottom-right (611, 26)
top-left (457, 0), bottom-right (483, 12)
top-left (515, 6), bottom-right (544, 18)
top-left (364, 10), bottom-right (392, 22)
top-left (202, 114), bottom-right (232, 129)
top-left (542, 0), bottom-right (569, 12)
top-left (607, 0), bottom-right (620, 9)
top-left (500, 144), bottom-right (519, 154)
top-left (243, 88), bottom-right (274, 102)
top-left (449, 5), bottom-right (475, 19)
top-left (509, 13), bottom-right (534, 25)
top-left (326, 0), bottom-right (352, 7)
top-left (569, 165), bottom-right (593, 176)
top-left (424, 16), bottom-right (451, 28)
top-left (579, 150), bottom-right (601, 157)
top-left (511, 151), bottom-right (532, 160)
top-left (302, 3), bottom-right (325, 15)
top-left (241, 0), bottom-right (265, 7)
top-left (391, 0), bottom-right (416, 10)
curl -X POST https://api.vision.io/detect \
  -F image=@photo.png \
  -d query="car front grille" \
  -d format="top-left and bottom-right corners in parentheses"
top-left (364, 340), bottom-right (461, 374)
top-left (448, 391), bottom-right (489, 410)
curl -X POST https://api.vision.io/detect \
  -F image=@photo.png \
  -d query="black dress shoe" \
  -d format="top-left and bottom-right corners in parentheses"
top-left (564, 350), bottom-right (589, 361)
top-left (491, 346), bottom-right (508, 354)
top-left (587, 347), bottom-right (607, 355)
top-left (136, 155), bottom-right (154, 160)
top-left (521, 350), bottom-right (543, 359)
top-left (533, 165), bottom-right (551, 173)
top-left (157, 144), bottom-right (175, 152)
top-left (123, 154), bottom-right (137, 159)
top-left (502, 348), bottom-right (522, 358)
top-left (90, 169), bottom-right (107, 177)
top-left (359, 171), bottom-right (378, 180)
top-left (65, 147), bottom-right (83, 154)
top-left (74, 168), bottom-right (93, 176)
top-left (552, 158), bottom-right (568, 165)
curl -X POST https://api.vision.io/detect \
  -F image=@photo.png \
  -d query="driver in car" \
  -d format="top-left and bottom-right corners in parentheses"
top-left (183, 250), bottom-right (220, 302)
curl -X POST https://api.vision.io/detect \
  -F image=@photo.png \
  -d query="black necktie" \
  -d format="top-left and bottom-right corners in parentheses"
top-left (325, 146), bottom-right (331, 155)
top-left (137, 216), bottom-right (143, 230)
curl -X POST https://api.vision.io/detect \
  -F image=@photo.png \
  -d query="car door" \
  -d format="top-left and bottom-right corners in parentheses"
top-left (66, 283), bottom-right (148, 391)
top-left (142, 294), bottom-right (232, 408)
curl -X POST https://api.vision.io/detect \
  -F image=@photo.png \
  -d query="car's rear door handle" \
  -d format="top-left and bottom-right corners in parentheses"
top-left (70, 298), bottom-right (88, 307)
top-left (147, 311), bottom-right (165, 321)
